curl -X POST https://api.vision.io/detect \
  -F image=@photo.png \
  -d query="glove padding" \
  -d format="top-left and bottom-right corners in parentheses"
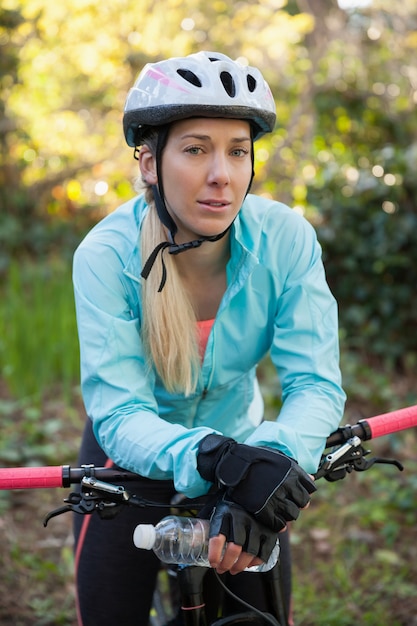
top-left (197, 434), bottom-right (317, 532)
top-left (209, 499), bottom-right (279, 563)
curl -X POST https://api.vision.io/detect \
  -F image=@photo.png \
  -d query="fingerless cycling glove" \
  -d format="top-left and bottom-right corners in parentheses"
top-left (197, 434), bottom-right (316, 532)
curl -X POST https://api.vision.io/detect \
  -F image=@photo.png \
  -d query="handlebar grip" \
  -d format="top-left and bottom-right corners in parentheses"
top-left (362, 405), bottom-right (417, 440)
top-left (0, 466), bottom-right (66, 490)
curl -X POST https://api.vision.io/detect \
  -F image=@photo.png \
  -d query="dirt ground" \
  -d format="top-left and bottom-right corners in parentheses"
top-left (0, 389), bottom-right (83, 625)
top-left (0, 489), bottom-right (77, 625)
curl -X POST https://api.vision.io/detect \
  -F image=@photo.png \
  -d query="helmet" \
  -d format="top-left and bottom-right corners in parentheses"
top-left (123, 51), bottom-right (276, 146)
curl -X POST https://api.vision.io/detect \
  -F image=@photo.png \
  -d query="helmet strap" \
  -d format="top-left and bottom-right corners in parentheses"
top-left (140, 125), bottom-right (254, 291)
top-left (141, 226), bottom-right (232, 292)
top-left (153, 126), bottom-right (178, 241)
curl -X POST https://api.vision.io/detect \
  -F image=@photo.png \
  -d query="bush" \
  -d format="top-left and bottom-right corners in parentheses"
top-left (308, 87), bottom-right (417, 366)
top-left (315, 178), bottom-right (417, 363)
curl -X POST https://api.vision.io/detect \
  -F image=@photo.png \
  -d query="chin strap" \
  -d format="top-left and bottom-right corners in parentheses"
top-left (141, 224), bottom-right (231, 292)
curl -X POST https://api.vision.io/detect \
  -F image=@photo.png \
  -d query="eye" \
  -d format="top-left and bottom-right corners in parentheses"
top-left (231, 148), bottom-right (249, 157)
top-left (185, 145), bottom-right (203, 155)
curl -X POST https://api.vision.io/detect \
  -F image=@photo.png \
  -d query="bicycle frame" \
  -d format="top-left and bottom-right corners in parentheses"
top-left (0, 404), bottom-right (416, 626)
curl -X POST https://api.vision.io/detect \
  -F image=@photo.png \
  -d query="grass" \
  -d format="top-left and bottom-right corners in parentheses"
top-left (0, 259), bottom-right (79, 402)
top-left (290, 443), bottom-right (417, 625)
top-left (1, 260), bottom-right (417, 625)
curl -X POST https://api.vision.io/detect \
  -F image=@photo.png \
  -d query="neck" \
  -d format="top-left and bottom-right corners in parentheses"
top-left (173, 235), bottom-right (230, 320)
top-left (172, 233), bottom-right (230, 281)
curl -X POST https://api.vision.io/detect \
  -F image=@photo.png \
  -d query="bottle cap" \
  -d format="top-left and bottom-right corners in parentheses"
top-left (133, 524), bottom-right (156, 550)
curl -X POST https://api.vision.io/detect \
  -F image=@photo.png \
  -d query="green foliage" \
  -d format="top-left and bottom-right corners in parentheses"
top-left (0, 260), bottom-right (79, 401)
top-left (291, 455), bottom-right (417, 625)
top-left (0, 209), bottom-right (90, 276)
top-left (305, 30), bottom-right (417, 363)
top-left (0, 0), bottom-right (314, 225)
top-left (2, 0), bottom-right (416, 361)
top-left (316, 177), bottom-right (417, 363)
top-left (0, 396), bottom-right (82, 465)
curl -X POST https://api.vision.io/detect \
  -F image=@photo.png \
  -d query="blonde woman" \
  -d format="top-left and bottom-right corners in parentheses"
top-left (73, 51), bottom-right (345, 626)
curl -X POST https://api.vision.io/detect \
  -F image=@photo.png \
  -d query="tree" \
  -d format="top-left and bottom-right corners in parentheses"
top-left (1, 0), bottom-right (416, 358)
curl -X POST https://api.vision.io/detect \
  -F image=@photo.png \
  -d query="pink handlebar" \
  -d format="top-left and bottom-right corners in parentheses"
top-left (363, 404), bottom-right (417, 439)
top-left (0, 466), bottom-right (64, 490)
top-left (1, 406), bottom-right (416, 491)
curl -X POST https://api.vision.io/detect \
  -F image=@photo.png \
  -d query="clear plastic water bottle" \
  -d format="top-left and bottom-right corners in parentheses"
top-left (133, 515), bottom-right (280, 572)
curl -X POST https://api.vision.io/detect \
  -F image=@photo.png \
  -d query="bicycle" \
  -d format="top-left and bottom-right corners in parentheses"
top-left (1, 404), bottom-right (416, 626)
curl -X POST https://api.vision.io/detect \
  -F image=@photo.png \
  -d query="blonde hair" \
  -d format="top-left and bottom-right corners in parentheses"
top-left (140, 188), bottom-right (201, 395)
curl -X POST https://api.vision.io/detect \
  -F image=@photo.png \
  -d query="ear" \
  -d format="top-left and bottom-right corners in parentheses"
top-left (138, 145), bottom-right (158, 185)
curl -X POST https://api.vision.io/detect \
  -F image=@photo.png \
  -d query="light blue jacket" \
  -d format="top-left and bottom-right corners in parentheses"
top-left (73, 193), bottom-right (346, 497)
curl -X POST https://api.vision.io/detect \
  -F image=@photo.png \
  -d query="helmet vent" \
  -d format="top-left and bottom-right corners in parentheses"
top-left (177, 69), bottom-right (202, 87)
top-left (247, 74), bottom-right (257, 93)
top-left (220, 71), bottom-right (236, 97)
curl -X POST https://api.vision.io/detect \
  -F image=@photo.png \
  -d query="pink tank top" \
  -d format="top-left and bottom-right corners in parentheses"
top-left (197, 318), bottom-right (215, 359)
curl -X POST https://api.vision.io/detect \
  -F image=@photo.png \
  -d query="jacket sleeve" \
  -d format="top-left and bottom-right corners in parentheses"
top-left (72, 237), bottom-right (215, 498)
top-left (244, 211), bottom-right (346, 473)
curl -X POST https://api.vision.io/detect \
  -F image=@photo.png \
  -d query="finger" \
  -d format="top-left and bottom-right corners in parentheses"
top-left (215, 542), bottom-right (242, 574)
top-left (296, 477), bottom-right (315, 510)
top-left (208, 534), bottom-right (226, 568)
top-left (229, 552), bottom-right (263, 575)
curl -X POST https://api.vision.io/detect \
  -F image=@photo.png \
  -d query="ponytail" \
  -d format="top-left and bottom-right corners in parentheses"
top-left (140, 195), bottom-right (200, 395)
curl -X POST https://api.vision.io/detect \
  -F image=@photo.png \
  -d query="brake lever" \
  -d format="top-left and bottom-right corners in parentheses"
top-left (315, 436), bottom-right (403, 481)
top-left (43, 492), bottom-right (97, 526)
top-left (351, 456), bottom-right (404, 472)
top-left (43, 475), bottom-right (161, 526)
top-left (43, 476), bottom-right (133, 526)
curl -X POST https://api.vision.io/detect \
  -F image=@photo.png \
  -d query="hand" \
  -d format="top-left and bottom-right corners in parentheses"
top-left (206, 500), bottom-right (278, 574)
top-left (197, 435), bottom-right (316, 532)
top-left (208, 536), bottom-right (264, 575)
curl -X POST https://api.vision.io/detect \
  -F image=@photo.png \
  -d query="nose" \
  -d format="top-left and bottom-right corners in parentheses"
top-left (207, 152), bottom-right (230, 186)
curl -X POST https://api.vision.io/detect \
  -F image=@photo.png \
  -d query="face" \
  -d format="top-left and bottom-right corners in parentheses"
top-left (143, 118), bottom-right (253, 243)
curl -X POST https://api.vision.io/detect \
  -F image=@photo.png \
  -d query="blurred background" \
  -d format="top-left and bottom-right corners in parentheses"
top-left (0, 0), bottom-right (416, 624)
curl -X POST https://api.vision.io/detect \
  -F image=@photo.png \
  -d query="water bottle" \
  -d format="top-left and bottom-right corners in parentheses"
top-left (133, 515), bottom-right (280, 572)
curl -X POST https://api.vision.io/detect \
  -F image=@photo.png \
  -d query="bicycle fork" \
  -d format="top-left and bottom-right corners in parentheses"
top-left (177, 566), bottom-right (209, 626)
top-left (176, 565), bottom-right (287, 626)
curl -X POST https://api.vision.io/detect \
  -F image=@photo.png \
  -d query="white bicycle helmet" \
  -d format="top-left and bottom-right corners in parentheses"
top-left (123, 51), bottom-right (276, 147)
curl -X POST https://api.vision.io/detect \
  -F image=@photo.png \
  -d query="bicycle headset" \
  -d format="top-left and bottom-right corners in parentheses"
top-left (122, 51), bottom-right (277, 290)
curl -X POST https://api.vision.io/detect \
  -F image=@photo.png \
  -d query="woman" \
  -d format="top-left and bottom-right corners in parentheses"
top-left (73, 51), bottom-right (346, 626)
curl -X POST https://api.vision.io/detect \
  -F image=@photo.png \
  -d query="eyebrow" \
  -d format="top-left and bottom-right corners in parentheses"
top-left (180, 133), bottom-right (251, 143)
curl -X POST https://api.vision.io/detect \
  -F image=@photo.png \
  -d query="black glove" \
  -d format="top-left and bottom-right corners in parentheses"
top-left (208, 499), bottom-right (279, 563)
top-left (197, 434), bottom-right (316, 532)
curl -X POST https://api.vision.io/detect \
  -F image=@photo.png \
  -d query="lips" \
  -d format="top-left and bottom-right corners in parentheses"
top-left (198, 199), bottom-right (230, 209)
